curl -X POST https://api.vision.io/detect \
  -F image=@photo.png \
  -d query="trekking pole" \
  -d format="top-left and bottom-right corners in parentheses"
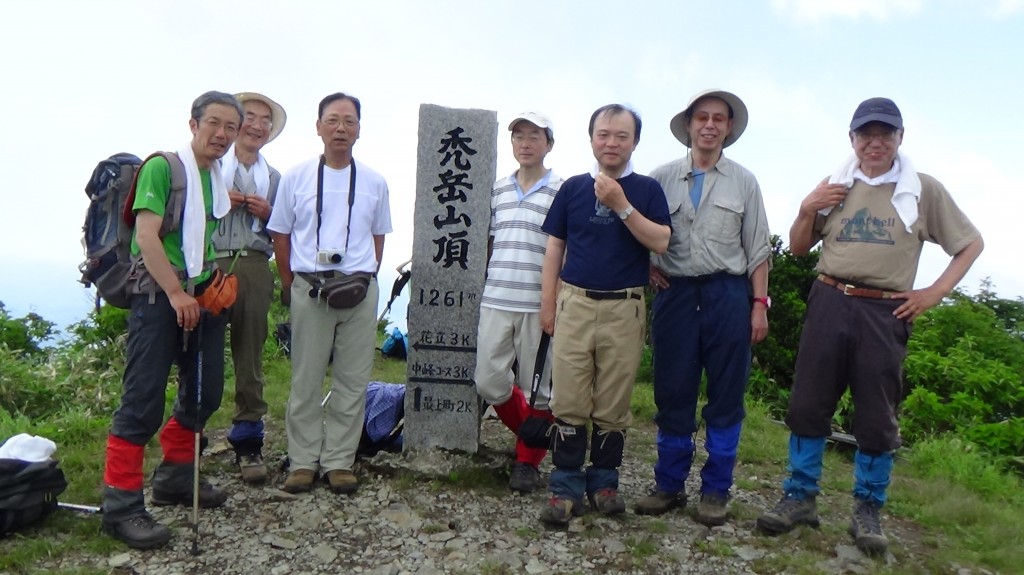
top-left (191, 313), bottom-right (205, 556)
top-left (57, 502), bottom-right (102, 514)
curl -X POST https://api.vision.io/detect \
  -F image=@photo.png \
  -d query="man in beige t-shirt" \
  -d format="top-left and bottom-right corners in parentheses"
top-left (757, 97), bottom-right (984, 556)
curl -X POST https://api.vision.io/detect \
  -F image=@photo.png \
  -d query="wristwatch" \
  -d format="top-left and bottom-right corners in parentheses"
top-left (753, 296), bottom-right (772, 309)
top-left (618, 204), bottom-right (635, 220)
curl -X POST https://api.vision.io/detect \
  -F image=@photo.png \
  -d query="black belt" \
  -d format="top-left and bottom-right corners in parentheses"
top-left (215, 249), bottom-right (269, 259)
top-left (584, 290), bottom-right (641, 301)
top-left (301, 270), bottom-right (377, 280)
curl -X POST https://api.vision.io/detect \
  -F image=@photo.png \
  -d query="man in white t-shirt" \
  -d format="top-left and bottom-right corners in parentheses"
top-left (267, 92), bottom-right (393, 495)
top-left (475, 112), bottom-right (563, 493)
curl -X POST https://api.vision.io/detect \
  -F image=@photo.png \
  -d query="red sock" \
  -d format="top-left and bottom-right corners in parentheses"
top-left (159, 416), bottom-right (197, 464)
top-left (103, 434), bottom-right (145, 490)
top-left (490, 385), bottom-right (530, 434)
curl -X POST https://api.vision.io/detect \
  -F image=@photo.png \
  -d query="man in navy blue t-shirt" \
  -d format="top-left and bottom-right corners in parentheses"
top-left (537, 104), bottom-right (671, 525)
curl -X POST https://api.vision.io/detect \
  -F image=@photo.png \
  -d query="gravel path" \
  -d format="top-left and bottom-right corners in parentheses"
top-left (34, 418), bottom-right (993, 575)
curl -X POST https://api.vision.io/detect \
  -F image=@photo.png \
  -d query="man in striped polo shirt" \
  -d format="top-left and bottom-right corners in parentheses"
top-left (475, 111), bottom-right (563, 493)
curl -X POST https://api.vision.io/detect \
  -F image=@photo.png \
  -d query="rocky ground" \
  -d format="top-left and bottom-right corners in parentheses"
top-left (36, 417), bottom-right (998, 575)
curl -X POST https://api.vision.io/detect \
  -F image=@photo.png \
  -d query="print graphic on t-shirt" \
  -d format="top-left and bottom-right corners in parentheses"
top-left (837, 208), bottom-right (896, 245)
top-left (589, 199), bottom-right (615, 225)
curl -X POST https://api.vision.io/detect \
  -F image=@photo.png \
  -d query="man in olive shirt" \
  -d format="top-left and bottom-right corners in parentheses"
top-left (758, 97), bottom-right (983, 555)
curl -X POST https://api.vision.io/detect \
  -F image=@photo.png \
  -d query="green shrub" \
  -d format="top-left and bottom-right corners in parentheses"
top-left (901, 288), bottom-right (1024, 460)
top-left (0, 301), bottom-right (57, 357)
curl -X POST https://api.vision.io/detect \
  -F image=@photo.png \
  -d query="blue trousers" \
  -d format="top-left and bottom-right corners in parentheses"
top-left (651, 272), bottom-right (751, 495)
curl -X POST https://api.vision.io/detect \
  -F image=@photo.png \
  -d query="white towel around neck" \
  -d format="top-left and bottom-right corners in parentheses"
top-left (820, 152), bottom-right (921, 233)
top-left (178, 143), bottom-right (230, 278)
top-left (220, 144), bottom-right (271, 232)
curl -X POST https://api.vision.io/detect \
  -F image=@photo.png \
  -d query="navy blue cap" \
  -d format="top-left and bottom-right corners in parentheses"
top-left (850, 97), bottom-right (903, 131)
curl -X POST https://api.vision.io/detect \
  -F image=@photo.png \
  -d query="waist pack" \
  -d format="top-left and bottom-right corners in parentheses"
top-left (302, 272), bottom-right (373, 309)
top-left (0, 458), bottom-right (68, 536)
top-left (194, 268), bottom-right (238, 316)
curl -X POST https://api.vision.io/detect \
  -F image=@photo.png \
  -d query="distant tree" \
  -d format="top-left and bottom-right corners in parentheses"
top-left (0, 301), bottom-right (56, 358)
top-left (749, 236), bottom-right (819, 416)
top-left (975, 278), bottom-right (1024, 340)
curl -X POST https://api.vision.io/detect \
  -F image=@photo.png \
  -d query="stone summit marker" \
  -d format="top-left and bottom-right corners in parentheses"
top-left (404, 104), bottom-right (497, 453)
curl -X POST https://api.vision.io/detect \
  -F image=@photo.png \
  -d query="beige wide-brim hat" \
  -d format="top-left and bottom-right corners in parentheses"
top-left (669, 89), bottom-right (748, 149)
top-left (234, 92), bottom-right (287, 143)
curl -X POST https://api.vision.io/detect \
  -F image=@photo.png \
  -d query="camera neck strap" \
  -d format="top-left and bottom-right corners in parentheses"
top-left (315, 155), bottom-right (357, 254)
top-left (527, 332), bottom-right (551, 408)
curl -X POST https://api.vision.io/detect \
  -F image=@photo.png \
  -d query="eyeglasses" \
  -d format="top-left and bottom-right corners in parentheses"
top-left (243, 113), bottom-right (273, 130)
top-left (854, 129), bottom-right (899, 143)
top-left (512, 133), bottom-right (544, 144)
top-left (201, 118), bottom-right (238, 137)
top-left (322, 116), bottom-right (358, 129)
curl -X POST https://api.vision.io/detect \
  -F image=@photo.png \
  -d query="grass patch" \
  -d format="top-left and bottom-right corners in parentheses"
top-left (514, 526), bottom-right (539, 539)
top-left (626, 535), bottom-right (658, 558)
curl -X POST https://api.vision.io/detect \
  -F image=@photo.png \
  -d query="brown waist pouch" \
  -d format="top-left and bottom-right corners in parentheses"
top-left (194, 268), bottom-right (238, 315)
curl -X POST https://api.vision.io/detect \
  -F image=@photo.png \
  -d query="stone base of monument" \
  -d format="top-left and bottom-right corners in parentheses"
top-left (360, 418), bottom-right (522, 483)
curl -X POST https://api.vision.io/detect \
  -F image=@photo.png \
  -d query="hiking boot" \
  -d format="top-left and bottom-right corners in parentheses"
top-left (757, 494), bottom-right (820, 534)
top-left (238, 453), bottom-right (268, 485)
top-left (325, 469), bottom-right (359, 494)
top-left (151, 480), bottom-right (228, 509)
top-left (540, 495), bottom-right (582, 525)
top-left (102, 512), bottom-right (172, 550)
top-left (696, 492), bottom-right (729, 526)
top-left (634, 488), bottom-right (685, 516)
top-left (588, 488), bottom-right (626, 516)
top-left (849, 499), bottom-right (888, 555)
top-left (283, 468), bottom-right (316, 493)
top-left (508, 462), bottom-right (541, 493)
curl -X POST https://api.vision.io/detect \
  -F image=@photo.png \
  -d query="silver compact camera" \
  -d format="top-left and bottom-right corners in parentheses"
top-left (316, 249), bottom-right (345, 265)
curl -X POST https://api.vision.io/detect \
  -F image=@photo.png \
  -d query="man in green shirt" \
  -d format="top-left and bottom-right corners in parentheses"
top-left (101, 91), bottom-right (242, 550)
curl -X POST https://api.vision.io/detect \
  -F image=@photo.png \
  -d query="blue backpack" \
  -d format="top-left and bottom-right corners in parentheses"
top-left (380, 327), bottom-right (407, 360)
top-left (78, 152), bottom-right (186, 309)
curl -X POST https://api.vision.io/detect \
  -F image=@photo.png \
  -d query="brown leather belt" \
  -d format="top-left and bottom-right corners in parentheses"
top-left (817, 274), bottom-right (898, 299)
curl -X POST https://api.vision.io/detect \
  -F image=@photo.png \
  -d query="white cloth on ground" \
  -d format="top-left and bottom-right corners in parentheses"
top-left (820, 152), bottom-right (921, 232)
top-left (0, 433), bottom-right (57, 462)
top-left (178, 143), bottom-right (230, 278)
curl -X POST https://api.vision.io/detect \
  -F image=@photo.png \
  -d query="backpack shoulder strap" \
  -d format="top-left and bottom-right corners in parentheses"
top-left (123, 152), bottom-right (187, 238)
top-left (155, 152), bottom-right (187, 237)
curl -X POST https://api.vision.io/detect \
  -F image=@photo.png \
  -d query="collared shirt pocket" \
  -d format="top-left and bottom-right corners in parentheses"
top-left (707, 197), bottom-right (744, 244)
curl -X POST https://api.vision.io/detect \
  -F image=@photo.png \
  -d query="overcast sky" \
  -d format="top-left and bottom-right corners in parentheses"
top-left (2, 0), bottom-right (1022, 332)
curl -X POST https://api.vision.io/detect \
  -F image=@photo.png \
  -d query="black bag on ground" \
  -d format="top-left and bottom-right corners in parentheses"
top-left (0, 458), bottom-right (68, 536)
top-left (518, 333), bottom-right (555, 449)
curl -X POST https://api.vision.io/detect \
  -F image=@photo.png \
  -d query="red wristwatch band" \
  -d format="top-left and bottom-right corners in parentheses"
top-left (753, 296), bottom-right (771, 309)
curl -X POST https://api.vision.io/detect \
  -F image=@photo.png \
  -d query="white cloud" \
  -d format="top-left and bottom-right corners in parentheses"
top-left (772, 0), bottom-right (924, 24)
top-left (992, 0), bottom-right (1024, 17)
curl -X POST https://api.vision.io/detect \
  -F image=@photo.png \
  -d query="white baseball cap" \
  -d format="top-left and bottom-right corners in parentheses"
top-left (508, 111), bottom-right (554, 140)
